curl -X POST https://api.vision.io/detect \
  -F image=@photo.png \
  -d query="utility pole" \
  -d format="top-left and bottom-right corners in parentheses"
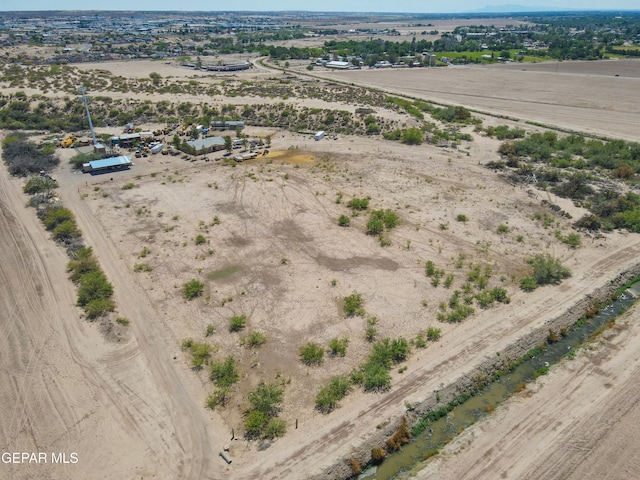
top-left (78, 86), bottom-right (97, 146)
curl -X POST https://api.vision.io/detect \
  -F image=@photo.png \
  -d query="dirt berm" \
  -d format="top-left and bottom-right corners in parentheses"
top-left (314, 262), bottom-right (640, 480)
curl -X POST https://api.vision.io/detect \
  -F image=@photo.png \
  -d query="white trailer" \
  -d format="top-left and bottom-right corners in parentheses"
top-left (314, 131), bottom-right (325, 141)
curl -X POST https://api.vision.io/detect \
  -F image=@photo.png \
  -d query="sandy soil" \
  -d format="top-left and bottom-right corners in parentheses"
top-left (2, 54), bottom-right (640, 480)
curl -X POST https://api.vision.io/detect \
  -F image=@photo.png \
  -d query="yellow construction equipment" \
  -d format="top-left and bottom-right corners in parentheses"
top-left (60, 135), bottom-right (77, 148)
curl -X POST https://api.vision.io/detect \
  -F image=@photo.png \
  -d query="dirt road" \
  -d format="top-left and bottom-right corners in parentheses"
top-left (0, 162), bottom-right (223, 479)
top-left (419, 299), bottom-right (640, 480)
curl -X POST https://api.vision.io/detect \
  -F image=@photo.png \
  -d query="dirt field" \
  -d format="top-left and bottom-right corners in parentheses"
top-left (312, 59), bottom-right (640, 142)
top-left (2, 54), bottom-right (640, 480)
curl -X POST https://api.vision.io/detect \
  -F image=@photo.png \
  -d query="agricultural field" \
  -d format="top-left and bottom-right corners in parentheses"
top-left (2, 20), bottom-right (640, 480)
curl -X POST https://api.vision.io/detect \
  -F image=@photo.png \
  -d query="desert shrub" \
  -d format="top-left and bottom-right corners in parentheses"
top-left (116, 316), bottom-right (129, 325)
top-left (315, 375), bottom-right (351, 413)
top-left (414, 333), bottom-right (427, 348)
top-left (613, 208), bottom-right (640, 233)
top-left (209, 356), bottom-right (239, 387)
top-left (400, 127), bottom-right (423, 145)
top-left (349, 458), bottom-right (363, 475)
top-left (362, 362), bottom-right (392, 392)
top-left (206, 387), bottom-right (231, 409)
top-left (456, 214), bottom-right (468, 222)
top-left (497, 224), bottom-right (509, 234)
top-left (76, 270), bottom-right (113, 307)
top-left (299, 342), bottom-right (324, 365)
top-left (2, 133), bottom-right (60, 176)
top-left (23, 176), bottom-right (57, 195)
top-left (574, 214), bottom-right (601, 231)
top-left (347, 197), bottom-right (369, 210)
top-left (426, 327), bottom-right (441, 341)
top-left (556, 231), bottom-right (581, 248)
top-left (344, 292), bottom-right (365, 317)
top-left (328, 337), bottom-right (348, 357)
top-left (371, 446), bottom-right (387, 463)
top-left (67, 247), bottom-right (99, 282)
top-left (425, 260), bottom-right (436, 276)
top-left (366, 216), bottom-right (384, 235)
top-left (526, 253), bottom-right (571, 288)
top-left (386, 416), bottom-right (411, 451)
top-left (244, 409), bottom-right (270, 439)
top-left (245, 382), bottom-right (285, 434)
top-left (188, 342), bottom-right (212, 370)
top-left (229, 314), bottom-right (247, 332)
top-left (121, 182), bottom-right (135, 190)
top-left (84, 298), bottom-right (115, 319)
top-left (338, 214), bottom-right (350, 227)
top-left (520, 277), bottom-right (538, 292)
top-left (133, 262), bottom-right (152, 272)
top-left (195, 234), bottom-right (206, 245)
top-left (243, 331), bottom-right (267, 348)
top-left (264, 418), bottom-right (286, 440)
top-left (41, 206), bottom-right (74, 230)
top-left (52, 219), bottom-right (81, 242)
top-left (182, 279), bottom-right (204, 299)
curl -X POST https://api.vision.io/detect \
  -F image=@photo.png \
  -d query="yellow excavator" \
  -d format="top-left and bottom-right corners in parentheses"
top-left (60, 135), bottom-right (77, 148)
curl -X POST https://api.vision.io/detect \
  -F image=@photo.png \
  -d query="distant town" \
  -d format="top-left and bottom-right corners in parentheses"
top-left (1, 10), bottom-right (639, 66)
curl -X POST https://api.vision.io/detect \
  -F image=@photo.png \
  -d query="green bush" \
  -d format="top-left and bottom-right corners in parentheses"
top-left (182, 279), bottom-right (204, 299)
top-left (244, 409), bottom-right (270, 438)
top-left (344, 292), bottom-right (365, 317)
top-left (41, 206), bottom-right (74, 230)
top-left (195, 234), bottom-right (206, 245)
top-left (328, 337), bottom-right (348, 357)
top-left (229, 314), bottom-right (247, 332)
top-left (315, 375), bottom-right (351, 413)
top-left (243, 331), bottom-right (267, 348)
top-left (248, 382), bottom-right (284, 416)
top-left (121, 182), bottom-right (135, 190)
top-left (362, 362), bottom-right (392, 392)
top-left (425, 260), bottom-right (436, 277)
top-left (77, 270), bottom-right (114, 307)
top-left (206, 387), bottom-right (231, 409)
top-left (400, 128), bottom-right (423, 145)
top-left (299, 342), bottom-right (325, 365)
top-left (527, 253), bottom-right (571, 287)
top-left (456, 214), bottom-right (468, 222)
top-left (520, 277), bottom-right (538, 292)
top-left (209, 356), bottom-right (239, 387)
top-left (426, 327), bottom-right (441, 341)
top-left (67, 247), bottom-right (99, 282)
top-left (347, 197), bottom-right (369, 210)
top-left (84, 298), bottom-right (115, 319)
top-left (52, 219), bottom-right (80, 241)
top-left (338, 214), bottom-right (350, 227)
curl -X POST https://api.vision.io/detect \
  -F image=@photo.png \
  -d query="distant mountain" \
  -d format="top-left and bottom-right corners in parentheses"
top-left (476, 4), bottom-right (570, 13)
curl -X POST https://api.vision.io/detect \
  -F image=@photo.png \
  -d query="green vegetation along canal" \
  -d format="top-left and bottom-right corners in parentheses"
top-left (366, 282), bottom-right (640, 479)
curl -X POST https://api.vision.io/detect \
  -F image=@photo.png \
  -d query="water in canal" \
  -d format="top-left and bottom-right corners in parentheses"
top-left (367, 284), bottom-right (639, 479)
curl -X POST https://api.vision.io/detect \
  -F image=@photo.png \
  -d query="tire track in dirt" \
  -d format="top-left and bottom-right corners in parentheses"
top-left (57, 167), bottom-right (223, 479)
top-left (237, 240), bottom-right (640, 479)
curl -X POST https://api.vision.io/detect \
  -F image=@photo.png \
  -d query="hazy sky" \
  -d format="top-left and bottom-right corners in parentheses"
top-left (1, 1), bottom-right (639, 13)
